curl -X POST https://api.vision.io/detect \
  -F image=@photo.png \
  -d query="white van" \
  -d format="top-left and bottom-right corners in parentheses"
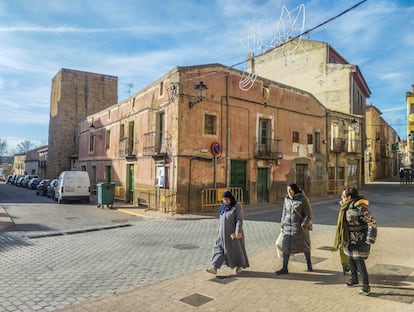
top-left (55, 171), bottom-right (91, 204)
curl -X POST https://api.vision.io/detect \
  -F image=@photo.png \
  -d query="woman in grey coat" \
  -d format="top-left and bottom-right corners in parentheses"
top-left (205, 190), bottom-right (249, 275)
top-left (275, 183), bottom-right (313, 275)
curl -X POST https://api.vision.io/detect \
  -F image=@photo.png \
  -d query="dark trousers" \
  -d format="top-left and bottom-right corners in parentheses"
top-left (282, 251), bottom-right (312, 270)
top-left (349, 257), bottom-right (369, 285)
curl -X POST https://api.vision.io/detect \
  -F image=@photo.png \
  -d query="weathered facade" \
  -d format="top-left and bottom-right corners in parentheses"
top-left (250, 39), bottom-right (372, 189)
top-left (250, 39), bottom-right (371, 115)
top-left (48, 69), bottom-right (118, 179)
top-left (77, 64), bottom-right (329, 212)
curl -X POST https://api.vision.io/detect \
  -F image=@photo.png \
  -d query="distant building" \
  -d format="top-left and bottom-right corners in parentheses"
top-left (47, 68), bottom-right (118, 179)
top-left (12, 153), bottom-right (26, 175)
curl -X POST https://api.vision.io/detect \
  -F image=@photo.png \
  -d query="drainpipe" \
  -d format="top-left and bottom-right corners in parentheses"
top-left (226, 73), bottom-right (230, 188)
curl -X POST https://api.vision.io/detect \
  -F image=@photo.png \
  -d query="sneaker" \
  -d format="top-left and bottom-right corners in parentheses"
top-left (346, 278), bottom-right (359, 287)
top-left (359, 284), bottom-right (370, 295)
top-left (275, 268), bottom-right (289, 275)
top-left (234, 267), bottom-right (242, 275)
top-left (204, 267), bottom-right (217, 274)
top-left (307, 264), bottom-right (313, 272)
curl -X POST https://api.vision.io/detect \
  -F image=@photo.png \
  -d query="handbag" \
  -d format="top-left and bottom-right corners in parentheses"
top-left (275, 231), bottom-right (283, 258)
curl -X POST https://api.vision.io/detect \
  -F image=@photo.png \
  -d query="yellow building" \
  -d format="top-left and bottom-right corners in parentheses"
top-left (406, 85), bottom-right (414, 157)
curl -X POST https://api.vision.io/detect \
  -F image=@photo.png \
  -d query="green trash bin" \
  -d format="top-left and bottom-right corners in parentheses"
top-left (97, 182), bottom-right (115, 208)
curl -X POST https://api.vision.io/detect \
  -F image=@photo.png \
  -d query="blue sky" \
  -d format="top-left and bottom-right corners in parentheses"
top-left (0, 0), bottom-right (412, 155)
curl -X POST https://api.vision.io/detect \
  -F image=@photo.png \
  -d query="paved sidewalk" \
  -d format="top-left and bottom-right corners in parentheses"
top-left (57, 225), bottom-right (414, 312)
top-left (0, 205), bottom-right (14, 231)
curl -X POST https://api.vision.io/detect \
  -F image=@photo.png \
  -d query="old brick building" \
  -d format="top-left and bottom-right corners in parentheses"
top-left (78, 64), bottom-right (329, 212)
top-left (48, 69), bottom-right (118, 179)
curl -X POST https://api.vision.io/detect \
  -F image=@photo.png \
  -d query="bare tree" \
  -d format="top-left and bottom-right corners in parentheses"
top-left (0, 139), bottom-right (7, 156)
top-left (17, 140), bottom-right (35, 153)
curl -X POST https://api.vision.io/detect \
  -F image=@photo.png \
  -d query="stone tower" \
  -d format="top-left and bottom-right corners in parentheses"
top-left (48, 68), bottom-right (118, 179)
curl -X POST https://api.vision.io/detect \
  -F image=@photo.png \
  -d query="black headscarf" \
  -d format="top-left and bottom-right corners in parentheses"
top-left (219, 190), bottom-right (237, 215)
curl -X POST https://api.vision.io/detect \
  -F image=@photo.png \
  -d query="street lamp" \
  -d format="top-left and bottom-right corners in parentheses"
top-left (189, 81), bottom-right (208, 108)
top-left (89, 121), bottom-right (102, 138)
top-left (89, 121), bottom-right (96, 135)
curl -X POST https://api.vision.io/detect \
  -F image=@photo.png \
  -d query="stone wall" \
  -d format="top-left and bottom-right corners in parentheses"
top-left (47, 68), bottom-right (118, 179)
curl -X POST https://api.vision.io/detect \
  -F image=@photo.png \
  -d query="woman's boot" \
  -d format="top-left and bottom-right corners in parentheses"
top-left (275, 253), bottom-right (290, 275)
top-left (305, 251), bottom-right (313, 272)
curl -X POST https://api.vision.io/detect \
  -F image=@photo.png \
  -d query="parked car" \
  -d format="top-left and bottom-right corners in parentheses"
top-left (16, 176), bottom-right (25, 186)
top-left (6, 175), bottom-right (13, 184)
top-left (21, 175), bottom-right (39, 188)
top-left (36, 179), bottom-right (51, 196)
top-left (28, 178), bottom-right (42, 190)
top-left (13, 174), bottom-right (24, 185)
top-left (47, 179), bottom-right (58, 199)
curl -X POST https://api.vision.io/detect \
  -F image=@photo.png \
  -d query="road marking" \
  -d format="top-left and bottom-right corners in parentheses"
top-left (117, 208), bottom-right (145, 217)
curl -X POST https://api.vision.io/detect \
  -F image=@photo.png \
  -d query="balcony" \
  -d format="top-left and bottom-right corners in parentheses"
top-left (119, 137), bottom-right (137, 158)
top-left (254, 138), bottom-right (283, 160)
top-left (143, 132), bottom-right (169, 157)
top-left (331, 137), bottom-right (361, 153)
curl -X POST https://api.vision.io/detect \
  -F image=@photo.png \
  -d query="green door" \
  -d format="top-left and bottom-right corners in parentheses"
top-left (127, 164), bottom-right (134, 203)
top-left (230, 160), bottom-right (246, 201)
top-left (257, 168), bottom-right (269, 203)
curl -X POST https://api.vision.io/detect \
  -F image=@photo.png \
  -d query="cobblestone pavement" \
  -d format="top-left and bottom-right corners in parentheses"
top-left (55, 225), bottom-right (414, 312)
top-left (0, 209), bottom-right (280, 312)
top-left (1, 178), bottom-right (413, 312)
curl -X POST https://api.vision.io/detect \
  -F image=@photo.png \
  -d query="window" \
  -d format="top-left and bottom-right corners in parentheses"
top-left (204, 114), bottom-right (217, 135)
top-left (314, 132), bottom-right (321, 153)
top-left (262, 85), bottom-right (269, 100)
top-left (106, 130), bottom-right (111, 149)
top-left (159, 81), bottom-right (164, 96)
top-left (293, 131), bottom-right (299, 143)
top-left (307, 134), bottom-right (313, 155)
top-left (155, 160), bottom-right (169, 189)
top-left (307, 134), bottom-right (313, 144)
top-left (120, 124), bottom-right (125, 139)
top-left (259, 118), bottom-right (271, 151)
top-left (347, 164), bottom-right (357, 177)
top-left (128, 121), bottom-right (135, 155)
top-left (156, 111), bottom-right (165, 153)
top-left (89, 134), bottom-right (94, 152)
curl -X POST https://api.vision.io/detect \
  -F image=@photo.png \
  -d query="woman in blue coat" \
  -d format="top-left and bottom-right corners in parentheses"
top-left (205, 190), bottom-right (249, 275)
top-left (275, 183), bottom-right (313, 275)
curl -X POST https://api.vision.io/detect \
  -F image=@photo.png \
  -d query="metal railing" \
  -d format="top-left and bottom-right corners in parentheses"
top-left (201, 187), bottom-right (244, 211)
top-left (254, 138), bottom-right (283, 160)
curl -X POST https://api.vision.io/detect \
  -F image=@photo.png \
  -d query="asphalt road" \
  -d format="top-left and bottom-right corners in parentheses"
top-left (0, 178), bottom-right (413, 312)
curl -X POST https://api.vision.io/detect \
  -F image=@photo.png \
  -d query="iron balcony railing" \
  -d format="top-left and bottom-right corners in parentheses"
top-left (119, 137), bottom-right (137, 157)
top-left (254, 138), bottom-right (283, 160)
top-left (331, 137), bottom-right (361, 153)
top-left (143, 131), bottom-right (169, 156)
